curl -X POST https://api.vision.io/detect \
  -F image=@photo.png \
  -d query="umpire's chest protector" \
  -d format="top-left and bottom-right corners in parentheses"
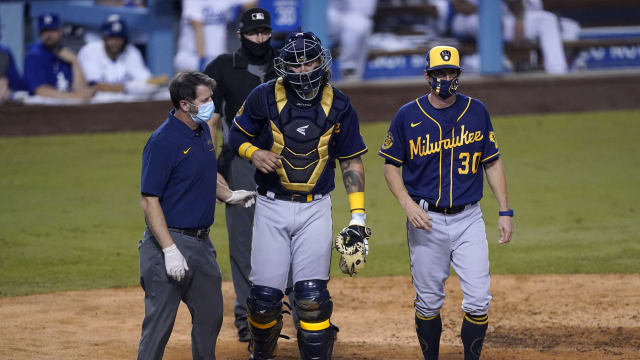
top-left (265, 78), bottom-right (341, 193)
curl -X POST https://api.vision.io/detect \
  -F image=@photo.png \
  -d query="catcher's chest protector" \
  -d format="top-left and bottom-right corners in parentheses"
top-left (267, 78), bottom-right (337, 193)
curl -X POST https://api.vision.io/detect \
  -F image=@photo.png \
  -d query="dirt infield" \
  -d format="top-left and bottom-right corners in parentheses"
top-left (1, 274), bottom-right (638, 359)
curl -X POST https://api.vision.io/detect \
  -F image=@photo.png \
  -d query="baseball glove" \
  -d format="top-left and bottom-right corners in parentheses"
top-left (334, 225), bottom-right (372, 276)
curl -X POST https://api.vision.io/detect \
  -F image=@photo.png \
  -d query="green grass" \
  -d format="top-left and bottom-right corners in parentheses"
top-left (1, 109), bottom-right (639, 297)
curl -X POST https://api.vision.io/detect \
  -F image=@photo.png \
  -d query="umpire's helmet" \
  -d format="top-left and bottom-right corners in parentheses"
top-left (101, 14), bottom-right (128, 40)
top-left (425, 45), bottom-right (462, 74)
top-left (274, 31), bottom-right (332, 100)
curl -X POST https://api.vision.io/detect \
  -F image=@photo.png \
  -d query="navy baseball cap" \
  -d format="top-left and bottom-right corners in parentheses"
top-left (238, 8), bottom-right (271, 33)
top-left (38, 13), bottom-right (61, 33)
top-left (101, 14), bottom-right (128, 39)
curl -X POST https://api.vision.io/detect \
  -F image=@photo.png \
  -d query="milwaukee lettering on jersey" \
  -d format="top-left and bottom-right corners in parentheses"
top-left (409, 125), bottom-right (483, 159)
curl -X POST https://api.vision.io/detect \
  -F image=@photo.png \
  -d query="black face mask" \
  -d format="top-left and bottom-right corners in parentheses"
top-left (241, 36), bottom-right (272, 63)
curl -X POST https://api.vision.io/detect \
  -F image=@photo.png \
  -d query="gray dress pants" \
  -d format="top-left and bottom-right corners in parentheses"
top-left (137, 228), bottom-right (223, 360)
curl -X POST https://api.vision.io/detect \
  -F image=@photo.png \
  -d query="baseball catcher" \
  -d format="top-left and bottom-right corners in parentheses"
top-left (335, 223), bottom-right (371, 276)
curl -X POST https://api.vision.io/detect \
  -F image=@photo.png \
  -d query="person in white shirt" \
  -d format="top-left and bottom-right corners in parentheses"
top-left (174, 0), bottom-right (256, 72)
top-left (327, 0), bottom-right (378, 81)
top-left (451, 0), bottom-right (570, 74)
top-left (78, 14), bottom-right (166, 94)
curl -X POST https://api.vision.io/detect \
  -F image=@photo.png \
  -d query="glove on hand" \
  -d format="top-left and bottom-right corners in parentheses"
top-left (334, 224), bottom-right (372, 276)
top-left (162, 244), bottom-right (189, 282)
top-left (224, 190), bottom-right (257, 208)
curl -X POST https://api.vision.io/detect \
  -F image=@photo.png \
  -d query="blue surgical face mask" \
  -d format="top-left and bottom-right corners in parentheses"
top-left (430, 77), bottom-right (459, 99)
top-left (189, 100), bottom-right (215, 123)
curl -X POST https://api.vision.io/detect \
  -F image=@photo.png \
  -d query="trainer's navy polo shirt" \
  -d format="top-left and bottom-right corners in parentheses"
top-left (24, 42), bottom-right (73, 94)
top-left (141, 110), bottom-right (217, 229)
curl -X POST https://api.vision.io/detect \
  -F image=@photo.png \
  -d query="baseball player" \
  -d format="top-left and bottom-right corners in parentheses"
top-left (77, 15), bottom-right (165, 95)
top-left (379, 45), bottom-right (514, 359)
top-left (228, 31), bottom-right (370, 360)
top-left (174, 0), bottom-right (255, 72)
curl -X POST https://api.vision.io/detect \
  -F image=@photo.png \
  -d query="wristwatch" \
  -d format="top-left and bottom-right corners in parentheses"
top-left (499, 208), bottom-right (514, 217)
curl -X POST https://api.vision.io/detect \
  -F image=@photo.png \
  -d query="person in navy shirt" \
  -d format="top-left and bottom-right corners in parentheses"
top-left (24, 13), bottom-right (95, 99)
top-left (380, 45), bottom-right (514, 360)
top-left (137, 70), bottom-right (255, 359)
top-left (228, 32), bottom-right (369, 360)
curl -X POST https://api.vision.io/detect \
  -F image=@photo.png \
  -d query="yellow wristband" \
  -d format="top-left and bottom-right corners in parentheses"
top-left (348, 192), bottom-right (365, 213)
top-left (238, 142), bottom-right (258, 160)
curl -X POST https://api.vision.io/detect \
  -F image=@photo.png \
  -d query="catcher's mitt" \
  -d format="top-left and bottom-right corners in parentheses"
top-left (334, 225), bottom-right (372, 276)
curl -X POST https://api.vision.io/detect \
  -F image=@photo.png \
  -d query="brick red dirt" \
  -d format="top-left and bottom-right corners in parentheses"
top-left (1, 274), bottom-right (639, 359)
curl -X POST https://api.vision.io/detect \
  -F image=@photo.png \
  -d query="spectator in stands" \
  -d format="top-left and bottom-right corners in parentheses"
top-left (0, 20), bottom-right (27, 104)
top-left (451, 0), bottom-right (569, 74)
top-left (174, 0), bottom-right (256, 72)
top-left (24, 13), bottom-right (96, 99)
top-left (77, 14), bottom-right (166, 95)
top-left (327, 0), bottom-right (378, 81)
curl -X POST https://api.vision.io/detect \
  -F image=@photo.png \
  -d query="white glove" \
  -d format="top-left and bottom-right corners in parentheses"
top-left (224, 190), bottom-right (257, 208)
top-left (162, 244), bottom-right (189, 282)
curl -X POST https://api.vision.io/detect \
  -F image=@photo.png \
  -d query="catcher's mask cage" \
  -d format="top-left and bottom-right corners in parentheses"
top-left (274, 31), bottom-right (332, 100)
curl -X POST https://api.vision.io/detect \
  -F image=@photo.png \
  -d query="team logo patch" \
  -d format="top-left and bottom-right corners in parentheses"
top-left (382, 131), bottom-right (394, 150)
top-left (440, 50), bottom-right (451, 61)
top-left (489, 131), bottom-right (498, 148)
top-left (236, 102), bottom-right (245, 117)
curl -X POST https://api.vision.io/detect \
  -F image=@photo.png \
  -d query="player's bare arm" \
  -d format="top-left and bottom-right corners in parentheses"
top-left (207, 113), bottom-right (221, 148)
top-left (339, 157), bottom-right (365, 193)
top-left (251, 149), bottom-right (283, 173)
top-left (484, 158), bottom-right (514, 244)
top-left (383, 163), bottom-right (432, 230)
top-left (140, 196), bottom-right (174, 249)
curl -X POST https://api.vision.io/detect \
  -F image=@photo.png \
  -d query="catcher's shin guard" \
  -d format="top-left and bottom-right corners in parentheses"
top-left (247, 285), bottom-right (285, 359)
top-left (294, 280), bottom-right (335, 360)
top-left (461, 313), bottom-right (488, 360)
top-left (415, 313), bottom-right (442, 360)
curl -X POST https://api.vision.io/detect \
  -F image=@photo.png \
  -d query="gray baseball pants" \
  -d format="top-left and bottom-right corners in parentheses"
top-left (137, 227), bottom-right (223, 360)
top-left (249, 194), bottom-right (333, 290)
top-left (408, 202), bottom-right (492, 318)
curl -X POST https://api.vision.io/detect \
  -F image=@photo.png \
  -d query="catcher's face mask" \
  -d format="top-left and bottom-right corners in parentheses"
top-left (274, 31), bottom-right (332, 100)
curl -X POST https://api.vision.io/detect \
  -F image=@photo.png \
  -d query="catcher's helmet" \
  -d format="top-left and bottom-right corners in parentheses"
top-left (425, 45), bottom-right (461, 73)
top-left (101, 14), bottom-right (128, 40)
top-left (274, 31), bottom-right (332, 100)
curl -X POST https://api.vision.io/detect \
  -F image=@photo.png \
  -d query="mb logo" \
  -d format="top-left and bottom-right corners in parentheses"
top-left (440, 50), bottom-right (451, 61)
top-left (251, 12), bottom-right (265, 20)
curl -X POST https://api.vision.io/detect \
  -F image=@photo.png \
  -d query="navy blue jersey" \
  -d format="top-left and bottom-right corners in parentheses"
top-left (24, 42), bottom-right (73, 94)
top-left (229, 79), bottom-right (367, 195)
top-left (379, 93), bottom-right (500, 207)
top-left (141, 111), bottom-right (218, 229)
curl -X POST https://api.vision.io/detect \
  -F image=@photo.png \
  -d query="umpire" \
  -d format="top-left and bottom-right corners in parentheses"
top-left (203, 7), bottom-right (277, 342)
top-left (137, 71), bottom-right (222, 359)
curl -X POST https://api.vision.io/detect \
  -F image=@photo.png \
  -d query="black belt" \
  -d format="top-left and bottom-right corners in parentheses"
top-left (168, 227), bottom-right (210, 240)
top-left (258, 189), bottom-right (323, 203)
top-left (413, 197), bottom-right (477, 215)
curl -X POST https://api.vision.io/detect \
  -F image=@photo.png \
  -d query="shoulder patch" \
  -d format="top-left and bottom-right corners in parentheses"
top-left (489, 131), bottom-right (498, 148)
top-left (382, 131), bottom-right (394, 150)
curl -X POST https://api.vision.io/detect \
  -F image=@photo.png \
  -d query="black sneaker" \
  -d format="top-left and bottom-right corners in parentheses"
top-left (238, 327), bottom-right (251, 342)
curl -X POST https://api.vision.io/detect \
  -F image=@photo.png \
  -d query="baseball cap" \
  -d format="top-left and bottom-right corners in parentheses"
top-left (425, 45), bottom-right (462, 72)
top-left (238, 8), bottom-right (271, 33)
top-left (38, 13), bottom-right (61, 33)
top-left (101, 14), bottom-right (128, 39)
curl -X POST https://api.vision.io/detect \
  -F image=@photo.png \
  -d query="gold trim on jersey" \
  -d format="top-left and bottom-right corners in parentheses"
top-left (338, 147), bottom-right (368, 160)
top-left (415, 98), bottom-right (443, 206)
top-left (481, 151), bottom-right (500, 162)
top-left (234, 119), bottom-right (255, 137)
top-left (379, 150), bottom-right (403, 164)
